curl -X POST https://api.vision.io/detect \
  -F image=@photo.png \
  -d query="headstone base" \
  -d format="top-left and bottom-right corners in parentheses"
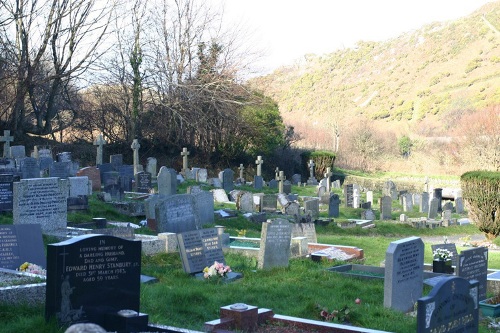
top-left (104, 312), bottom-right (149, 333)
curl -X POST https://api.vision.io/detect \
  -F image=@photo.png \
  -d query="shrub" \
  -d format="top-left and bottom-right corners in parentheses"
top-left (461, 171), bottom-right (500, 239)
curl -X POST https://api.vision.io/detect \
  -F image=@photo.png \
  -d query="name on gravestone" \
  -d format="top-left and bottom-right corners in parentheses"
top-left (384, 236), bottom-right (424, 312)
top-left (176, 228), bottom-right (225, 274)
top-left (0, 224), bottom-right (46, 270)
top-left (135, 171), bottom-right (152, 193)
top-left (45, 235), bottom-right (142, 328)
top-left (457, 247), bottom-right (488, 301)
top-left (0, 174), bottom-right (14, 212)
top-left (417, 276), bottom-right (478, 333)
top-left (258, 218), bottom-right (292, 269)
top-left (13, 177), bottom-right (68, 233)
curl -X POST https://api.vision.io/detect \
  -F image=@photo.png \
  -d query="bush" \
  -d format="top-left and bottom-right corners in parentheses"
top-left (301, 151), bottom-right (336, 179)
top-left (461, 171), bottom-right (500, 239)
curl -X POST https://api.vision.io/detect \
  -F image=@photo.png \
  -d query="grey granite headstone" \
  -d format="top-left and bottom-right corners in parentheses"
top-left (428, 197), bottom-right (439, 219)
top-left (261, 194), bottom-right (277, 212)
top-left (457, 247), bottom-right (488, 301)
top-left (10, 145), bottom-right (26, 159)
top-left (155, 194), bottom-right (198, 233)
top-left (420, 192), bottom-right (429, 213)
top-left (417, 276), bottom-right (478, 333)
top-left (384, 236), bottom-right (424, 312)
top-left (304, 198), bottom-right (319, 219)
top-left (282, 180), bottom-right (292, 195)
top-left (402, 193), bottom-right (413, 212)
top-left (253, 175), bottom-right (263, 190)
top-left (13, 177), bottom-right (68, 233)
top-left (412, 193), bottom-right (421, 206)
top-left (157, 166), bottom-right (177, 196)
top-left (193, 191), bottom-right (214, 226)
top-left (238, 192), bottom-right (254, 213)
top-left (268, 179), bottom-right (277, 189)
top-left (380, 196), bottom-right (392, 220)
top-left (196, 168), bottom-right (208, 183)
top-left (291, 174), bottom-right (301, 185)
top-left (383, 180), bottom-right (398, 200)
top-left (49, 162), bottom-right (70, 179)
top-left (284, 201), bottom-right (300, 216)
top-left (328, 193), bottom-right (340, 217)
top-left (291, 222), bottom-right (317, 244)
top-left (57, 152), bottom-right (71, 163)
top-left (212, 189), bottom-right (229, 203)
top-left (455, 197), bottom-right (464, 214)
top-left (258, 218), bottom-right (292, 269)
top-left (146, 157), bottom-right (157, 176)
top-left (361, 209), bottom-right (376, 221)
top-left (344, 184), bottom-right (354, 207)
top-left (68, 176), bottom-right (91, 197)
top-left (221, 168), bottom-right (234, 192)
top-left (20, 157), bottom-right (40, 179)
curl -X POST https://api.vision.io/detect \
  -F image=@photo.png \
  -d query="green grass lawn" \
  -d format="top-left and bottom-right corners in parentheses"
top-left (1, 180), bottom-right (498, 333)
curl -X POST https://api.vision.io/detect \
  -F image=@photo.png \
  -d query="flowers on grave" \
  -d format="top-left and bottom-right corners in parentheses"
top-left (433, 248), bottom-right (453, 261)
top-left (237, 229), bottom-right (247, 237)
top-left (203, 261), bottom-right (231, 279)
top-left (18, 262), bottom-right (46, 276)
top-left (318, 304), bottom-right (351, 323)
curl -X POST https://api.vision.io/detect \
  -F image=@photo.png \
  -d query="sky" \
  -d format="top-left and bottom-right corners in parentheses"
top-left (217, 0), bottom-right (495, 74)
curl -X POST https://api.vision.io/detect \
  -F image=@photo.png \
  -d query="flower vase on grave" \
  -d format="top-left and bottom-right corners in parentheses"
top-left (432, 259), bottom-right (453, 274)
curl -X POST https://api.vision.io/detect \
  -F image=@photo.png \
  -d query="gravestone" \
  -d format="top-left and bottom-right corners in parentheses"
top-left (157, 166), bottom-right (177, 196)
top-left (380, 196), bottom-right (392, 220)
top-left (268, 179), bottom-right (277, 189)
top-left (180, 147), bottom-right (190, 175)
top-left (291, 174), bottom-right (301, 185)
top-left (420, 192), bottom-right (429, 213)
top-left (135, 171), bottom-right (152, 193)
top-left (0, 158), bottom-right (16, 174)
top-left (238, 192), bottom-right (254, 213)
top-left (39, 157), bottom-right (54, 175)
top-left (383, 181), bottom-right (398, 200)
top-left (109, 154), bottom-right (123, 171)
top-left (328, 194), bottom-right (340, 217)
top-left (284, 202), bottom-right (300, 216)
top-left (384, 236), bottom-right (424, 312)
top-left (131, 139), bottom-right (141, 175)
top-left (412, 193), bottom-right (421, 206)
top-left (45, 235), bottom-right (142, 329)
top-left (402, 193), bottom-right (413, 212)
top-left (212, 188), bottom-right (229, 203)
top-left (57, 152), bottom-right (72, 163)
top-left (433, 188), bottom-right (443, 213)
top-left (428, 197), bottom-right (439, 219)
top-left (193, 191), bottom-right (215, 226)
top-left (455, 197), bottom-right (464, 214)
top-left (20, 157), bottom-right (40, 179)
top-left (97, 163), bottom-right (114, 182)
top-left (0, 224), bottom-right (46, 270)
top-left (255, 156), bottom-right (263, 176)
top-left (253, 175), bottom-right (263, 190)
top-left (344, 184), bottom-right (354, 207)
top-left (118, 165), bottom-right (134, 192)
top-left (291, 222), bottom-right (317, 244)
top-left (304, 199), bottom-right (319, 219)
top-left (306, 159), bottom-right (318, 185)
top-left (77, 166), bottom-right (101, 191)
top-left (49, 162), bottom-right (71, 179)
top-left (261, 194), bottom-right (277, 212)
top-left (282, 180), bottom-right (292, 195)
top-left (221, 168), bottom-right (234, 192)
top-left (457, 247), bottom-right (488, 301)
top-left (317, 185), bottom-right (326, 198)
top-left (146, 157), bottom-right (157, 177)
top-left (102, 171), bottom-right (122, 201)
top-left (361, 209), bottom-right (376, 221)
top-left (431, 243), bottom-right (458, 267)
top-left (197, 168), bottom-right (208, 183)
top-left (442, 202), bottom-right (453, 212)
top-left (1, 130), bottom-right (14, 158)
top-left (93, 134), bottom-right (106, 166)
top-left (155, 194), bottom-right (199, 233)
top-left (13, 177), bottom-right (68, 233)
top-left (10, 145), bottom-right (26, 159)
top-left (417, 276), bottom-right (478, 333)
top-left (0, 174), bottom-right (14, 212)
top-left (68, 177), bottom-right (91, 197)
top-left (366, 191), bottom-right (373, 205)
top-left (258, 218), bottom-right (292, 269)
top-left (176, 228), bottom-right (225, 274)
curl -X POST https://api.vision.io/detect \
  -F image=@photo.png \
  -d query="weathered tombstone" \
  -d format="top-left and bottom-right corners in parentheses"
top-left (277, 193), bottom-right (289, 208)
top-left (238, 192), bottom-right (254, 213)
top-left (420, 192), bottom-right (429, 213)
top-left (97, 163), bottom-right (114, 183)
top-left (344, 184), bottom-right (354, 207)
top-left (20, 157), bottom-right (40, 179)
top-left (380, 196), bottom-right (392, 220)
top-left (45, 235), bottom-right (143, 330)
top-left (261, 194), bottom-right (277, 212)
top-left (428, 197), bottom-right (439, 219)
top-left (212, 188), bottom-right (229, 203)
top-left (457, 247), bottom-right (488, 301)
top-left (221, 168), bottom-right (234, 192)
top-left (0, 158), bottom-right (16, 174)
top-left (176, 228), bottom-right (225, 274)
top-left (10, 145), bottom-right (26, 159)
top-left (384, 236), bottom-right (424, 312)
top-left (49, 162), bottom-right (71, 179)
top-left (361, 209), bottom-right (376, 221)
top-left (193, 191), bottom-right (215, 226)
top-left (102, 171), bottom-right (122, 201)
top-left (13, 177), bottom-right (68, 233)
top-left (291, 222), bottom-right (317, 244)
top-left (157, 166), bottom-right (177, 196)
top-left (135, 171), bottom-right (152, 193)
top-left (431, 243), bottom-right (458, 267)
top-left (455, 197), bottom-right (464, 214)
top-left (383, 181), bottom-right (398, 200)
top-left (412, 193), bottom-right (421, 206)
top-left (68, 177), bottom-right (90, 197)
top-left (332, 179), bottom-right (341, 188)
top-left (416, 276), bottom-right (478, 333)
top-left (0, 224), bottom-right (46, 270)
top-left (402, 193), bottom-right (413, 212)
top-left (328, 194), bottom-right (340, 217)
top-left (131, 139), bottom-right (141, 175)
top-left (109, 155), bottom-right (123, 171)
top-left (291, 174), bottom-right (301, 185)
top-left (317, 185), bottom-right (326, 198)
top-left (146, 157), bottom-right (157, 177)
top-left (258, 218), bottom-right (292, 269)
top-left (77, 166), bottom-right (101, 191)
top-left (442, 201), bottom-right (453, 212)
top-left (93, 134), bottom-right (106, 166)
top-left (0, 174), bottom-right (14, 212)
top-left (304, 198), bottom-right (319, 219)
top-left (433, 188), bottom-right (443, 213)
top-left (253, 175), bottom-right (263, 190)
top-left (268, 179), bottom-right (277, 189)
top-left (1, 130), bottom-right (14, 158)
top-left (39, 156), bottom-right (54, 175)
top-left (284, 201), bottom-right (300, 216)
top-left (352, 187), bottom-right (361, 208)
top-left (197, 168), bottom-right (208, 183)
top-left (155, 194), bottom-right (199, 233)
top-left (119, 165), bottom-right (134, 192)
top-left (283, 180), bottom-right (292, 195)
top-left (57, 152), bottom-right (72, 163)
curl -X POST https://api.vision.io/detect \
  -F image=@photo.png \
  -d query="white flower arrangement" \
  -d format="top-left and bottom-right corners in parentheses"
top-left (203, 261), bottom-right (231, 279)
top-left (18, 262), bottom-right (46, 276)
top-left (433, 248), bottom-right (453, 261)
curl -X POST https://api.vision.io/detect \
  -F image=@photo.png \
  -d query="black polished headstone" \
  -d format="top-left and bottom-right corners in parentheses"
top-left (135, 171), bottom-right (152, 193)
top-left (176, 228), bottom-right (225, 274)
top-left (457, 247), bottom-right (488, 301)
top-left (417, 276), bottom-right (478, 333)
top-left (45, 235), bottom-right (141, 328)
top-left (0, 174), bottom-right (14, 212)
top-left (0, 224), bottom-right (46, 270)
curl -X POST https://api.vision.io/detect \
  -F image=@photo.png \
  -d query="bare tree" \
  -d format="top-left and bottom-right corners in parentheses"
top-left (0, 0), bottom-right (114, 138)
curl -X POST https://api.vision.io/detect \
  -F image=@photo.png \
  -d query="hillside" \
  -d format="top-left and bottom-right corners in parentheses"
top-left (250, 2), bottom-right (500, 147)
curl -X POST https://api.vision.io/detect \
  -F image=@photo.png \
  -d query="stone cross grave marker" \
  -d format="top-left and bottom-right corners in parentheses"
top-left (176, 228), bottom-right (225, 274)
top-left (416, 276), bottom-right (478, 333)
top-left (13, 177), bottom-right (68, 233)
top-left (258, 218), bottom-right (292, 269)
top-left (324, 167), bottom-right (332, 192)
top-left (308, 160), bottom-right (314, 179)
top-left (181, 147), bottom-right (190, 174)
top-left (255, 156), bottom-right (263, 176)
top-left (45, 234), bottom-right (143, 330)
top-left (1, 130), bottom-right (14, 158)
top-left (0, 224), bottom-right (46, 270)
top-left (93, 134), bottom-right (106, 166)
top-left (384, 236), bottom-right (424, 312)
top-left (278, 171), bottom-right (285, 194)
top-left (146, 157), bottom-right (157, 177)
top-left (238, 164), bottom-right (245, 183)
top-left (457, 247), bottom-right (488, 301)
top-left (131, 139), bottom-right (141, 175)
